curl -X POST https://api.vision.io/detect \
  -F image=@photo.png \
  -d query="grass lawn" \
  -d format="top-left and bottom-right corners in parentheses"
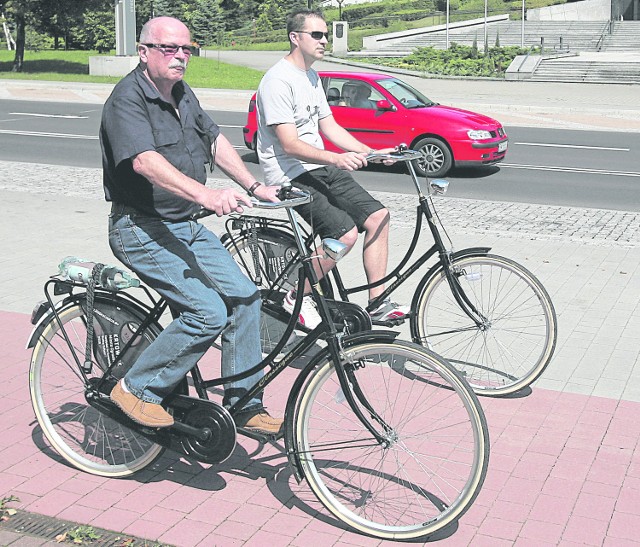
top-left (0, 49), bottom-right (265, 89)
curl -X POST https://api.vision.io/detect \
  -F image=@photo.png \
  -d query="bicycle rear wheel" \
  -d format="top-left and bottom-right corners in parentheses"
top-left (29, 300), bottom-right (165, 477)
top-left (293, 339), bottom-right (488, 540)
top-left (412, 253), bottom-right (557, 396)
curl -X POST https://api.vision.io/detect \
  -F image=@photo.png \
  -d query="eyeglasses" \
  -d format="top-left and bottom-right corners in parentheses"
top-left (296, 31), bottom-right (330, 41)
top-left (142, 43), bottom-right (195, 56)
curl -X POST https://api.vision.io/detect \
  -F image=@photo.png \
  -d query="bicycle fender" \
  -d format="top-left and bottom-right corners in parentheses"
top-left (283, 329), bottom-right (400, 482)
top-left (25, 292), bottom-right (152, 349)
top-left (26, 294), bottom-right (84, 349)
top-left (409, 247), bottom-right (491, 343)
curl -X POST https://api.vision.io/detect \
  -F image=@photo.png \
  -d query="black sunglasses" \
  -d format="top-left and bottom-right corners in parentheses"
top-left (142, 43), bottom-right (196, 56)
top-left (296, 31), bottom-right (330, 41)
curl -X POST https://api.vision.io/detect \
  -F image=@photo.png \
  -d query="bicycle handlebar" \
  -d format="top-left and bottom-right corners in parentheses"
top-left (366, 148), bottom-right (422, 163)
top-left (190, 183), bottom-right (311, 220)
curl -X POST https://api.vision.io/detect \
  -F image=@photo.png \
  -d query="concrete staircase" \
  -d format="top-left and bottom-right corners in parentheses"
top-left (529, 53), bottom-right (640, 84)
top-left (601, 21), bottom-right (640, 51)
top-left (364, 20), bottom-right (609, 54)
top-left (358, 18), bottom-right (640, 84)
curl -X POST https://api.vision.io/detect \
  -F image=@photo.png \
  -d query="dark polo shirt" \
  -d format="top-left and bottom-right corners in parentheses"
top-left (100, 65), bottom-right (220, 220)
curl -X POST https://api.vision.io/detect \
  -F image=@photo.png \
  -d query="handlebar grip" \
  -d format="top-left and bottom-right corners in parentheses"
top-left (277, 181), bottom-right (293, 201)
top-left (190, 208), bottom-right (213, 220)
top-left (190, 184), bottom-right (311, 219)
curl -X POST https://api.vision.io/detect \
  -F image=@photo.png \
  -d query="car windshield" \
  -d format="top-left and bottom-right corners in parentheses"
top-left (378, 78), bottom-right (436, 109)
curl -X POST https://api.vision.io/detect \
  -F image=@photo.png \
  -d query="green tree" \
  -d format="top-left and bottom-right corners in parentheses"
top-left (31, 0), bottom-right (78, 49)
top-left (74, 6), bottom-right (115, 51)
top-left (135, 0), bottom-right (154, 31)
top-left (1, 0), bottom-right (39, 71)
top-left (255, 0), bottom-right (299, 34)
top-left (187, 0), bottom-right (224, 46)
top-left (221, 0), bottom-right (254, 31)
top-left (152, 0), bottom-right (184, 19)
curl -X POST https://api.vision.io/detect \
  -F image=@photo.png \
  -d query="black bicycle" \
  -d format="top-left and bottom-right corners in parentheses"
top-left (222, 147), bottom-right (558, 396)
top-left (27, 186), bottom-right (489, 541)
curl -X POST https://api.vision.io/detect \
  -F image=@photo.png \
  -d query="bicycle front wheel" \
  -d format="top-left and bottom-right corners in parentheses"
top-left (294, 339), bottom-right (488, 540)
top-left (29, 301), bottom-right (165, 477)
top-left (413, 253), bottom-right (557, 396)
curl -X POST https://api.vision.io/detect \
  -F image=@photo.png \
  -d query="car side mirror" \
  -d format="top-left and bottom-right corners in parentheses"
top-left (375, 100), bottom-right (395, 112)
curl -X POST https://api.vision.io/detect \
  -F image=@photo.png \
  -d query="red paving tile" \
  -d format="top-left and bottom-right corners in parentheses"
top-left (519, 519), bottom-right (564, 544)
top-left (563, 515), bottom-right (611, 545)
top-left (89, 506), bottom-right (140, 532)
top-left (2, 309), bottom-right (640, 546)
top-left (123, 517), bottom-right (174, 541)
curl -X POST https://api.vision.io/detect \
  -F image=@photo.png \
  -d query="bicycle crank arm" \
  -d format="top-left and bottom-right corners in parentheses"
top-left (170, 420), bottom-right (212, 441)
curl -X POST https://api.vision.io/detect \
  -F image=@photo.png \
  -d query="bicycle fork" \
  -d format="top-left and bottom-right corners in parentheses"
top-left (442, 255), bottom-right (491, 329)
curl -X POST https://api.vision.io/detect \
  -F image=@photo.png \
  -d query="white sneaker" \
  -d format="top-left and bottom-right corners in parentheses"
top-left (369, 298), bottom-right (410, 322)
top-left (283, 290), bottom-right (322, 330)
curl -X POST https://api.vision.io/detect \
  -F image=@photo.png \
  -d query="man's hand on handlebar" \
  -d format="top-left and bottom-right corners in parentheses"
top-left (333, 151), bottom-right (369, 172)
top-left (252, 184), bottom-right (280, 203)
top-left (201, 187), bottom-right (254, 216)
top-left (367, 147), bottom-right (399, 165)
top-left (366, 145), bottom-right (423, 165)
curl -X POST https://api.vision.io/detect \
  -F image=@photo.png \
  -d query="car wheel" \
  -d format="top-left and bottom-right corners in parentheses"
top-left (412, 137), bottom-right (452, 178)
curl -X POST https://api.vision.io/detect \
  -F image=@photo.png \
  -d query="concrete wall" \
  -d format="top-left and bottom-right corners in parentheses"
top-left (89, 56), bottom-right (139, 77)
top-left (362, 14), bottom-right (509, 50)
top-left (528, 0), bottom-right (611, 21)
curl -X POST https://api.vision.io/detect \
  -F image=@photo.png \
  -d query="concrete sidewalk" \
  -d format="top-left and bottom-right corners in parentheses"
top-left (1, 57), bottom-right (640, 545)
top-left (0, 159), bottom-right (639, 545)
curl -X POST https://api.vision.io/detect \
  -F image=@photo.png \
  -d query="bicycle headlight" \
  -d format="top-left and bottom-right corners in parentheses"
top-left (467, 129), bottom-right (492, 140)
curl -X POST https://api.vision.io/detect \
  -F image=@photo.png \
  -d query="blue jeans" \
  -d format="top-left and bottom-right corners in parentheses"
top-left (108, 205), bottom-right (263, 411)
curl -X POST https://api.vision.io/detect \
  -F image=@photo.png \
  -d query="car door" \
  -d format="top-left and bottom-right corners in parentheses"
top-left (321, 77), bottom-right (405, 151)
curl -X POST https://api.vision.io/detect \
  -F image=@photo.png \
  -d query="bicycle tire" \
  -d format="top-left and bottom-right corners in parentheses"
top-left (412, 253), bottom-right (557, 396)
top-left (293, 339), bottom-right (489, 540)
top-left (29, 298), bottom-right (165, 477)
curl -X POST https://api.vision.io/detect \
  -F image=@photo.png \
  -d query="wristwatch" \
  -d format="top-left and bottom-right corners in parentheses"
top-left (247, 182), bottom-right (261, 196)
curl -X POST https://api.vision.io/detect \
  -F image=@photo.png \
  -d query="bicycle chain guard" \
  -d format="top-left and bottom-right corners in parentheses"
top-left (168, 395), bottom-right (237, 464)
top-left (327, 300), bottom-right (372, 334)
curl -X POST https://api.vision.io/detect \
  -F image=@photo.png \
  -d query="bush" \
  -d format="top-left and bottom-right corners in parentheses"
top-left (361, 43), bottom-right (536, 78)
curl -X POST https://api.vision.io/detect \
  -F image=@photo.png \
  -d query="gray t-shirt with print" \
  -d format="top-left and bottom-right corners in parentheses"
top-left (256, 58), bottom-right (332, 185)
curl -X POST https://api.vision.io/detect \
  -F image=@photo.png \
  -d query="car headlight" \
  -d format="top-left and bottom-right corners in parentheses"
top-left (467, 129), bottom-right (492, 140)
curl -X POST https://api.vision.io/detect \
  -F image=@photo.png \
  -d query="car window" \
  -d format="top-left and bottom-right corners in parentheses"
top-left (378, 78), bottom-right (436, 109)
top-left (325, 78), bottom-right (384, 109)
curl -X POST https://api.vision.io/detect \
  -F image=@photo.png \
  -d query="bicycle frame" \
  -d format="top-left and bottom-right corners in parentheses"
top-left (334, 161), bottom-right (490, 327)
top-left (29, 199), bottom-right (398, 468)
top-left (223, 155), bottom-right (492, 329)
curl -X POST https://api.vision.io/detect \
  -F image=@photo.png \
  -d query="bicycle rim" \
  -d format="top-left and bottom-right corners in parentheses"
top-left (294, 340), bottom-right (488, 540)
top-left (415, 254), bottom-right (557, 396)
top-left (29, 303), bottom-right (164, 477)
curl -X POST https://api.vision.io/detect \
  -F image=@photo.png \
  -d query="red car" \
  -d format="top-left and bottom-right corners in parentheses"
top-left (243, 71), bottom-right (508, 178)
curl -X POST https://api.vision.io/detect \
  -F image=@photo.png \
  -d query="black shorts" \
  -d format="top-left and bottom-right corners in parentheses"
top-left (291, 166), bottom-right (384, 240)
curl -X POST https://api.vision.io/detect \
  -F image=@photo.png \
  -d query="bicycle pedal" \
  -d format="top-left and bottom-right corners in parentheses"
top-left (371, 317), bottom-right (406, 327)
top-left (236, 426), bottom-right (283, 442)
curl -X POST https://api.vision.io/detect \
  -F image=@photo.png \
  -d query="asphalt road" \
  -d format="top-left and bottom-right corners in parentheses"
top-left (1, 99), bottom-right (640, 211)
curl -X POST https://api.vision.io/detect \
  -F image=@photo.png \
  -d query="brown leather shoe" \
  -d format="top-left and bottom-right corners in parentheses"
top-left (235, 409), bottom-right (283, 435)
top-left (110, 381), bottom-right (174, 428)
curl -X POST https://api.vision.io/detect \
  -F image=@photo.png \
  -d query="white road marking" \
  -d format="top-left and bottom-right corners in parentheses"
top-left (0, 129), bottom-right (251, 151)
top-left (515, 142), bottom-right (629, 152)
top-left (9, 112), bottom-right (89, 119)
top-left (0, 129), bottom-right (98, 139)
top-left (501, 163), bottom-right (640, 177)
